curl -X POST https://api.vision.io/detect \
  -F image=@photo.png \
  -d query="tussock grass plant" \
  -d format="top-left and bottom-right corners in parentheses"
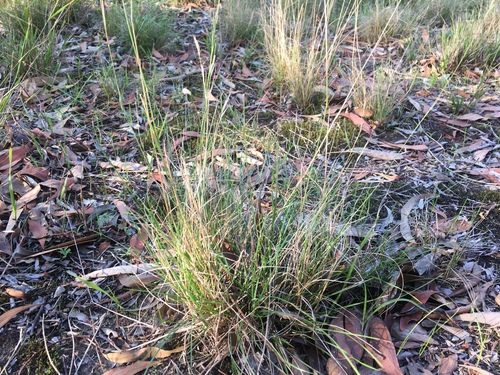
top-left (0, 0), bottom-right (84, 79)
top-left (438, 2), bottom-right (500, 72)
top-left (417, 0), bottom-right (492, 26)
top-left (0, 0), bottom-right (88, 36)
top-left (117, 9), bottom-right (399, 370)
top-left (105, 0), bottom-right (177, 56)
top-left (141, 147), bottom-right (400, 372)
top-left (262, 0), bottom-right (349, 110)
top-left (220, 0), bottom-right (261, 45)
top-left (356, 2), bottom-right (417, 44)
top-left (128, 30), bottom-right (397, 372)
top-left (350, 65), bottom-right (411, 126)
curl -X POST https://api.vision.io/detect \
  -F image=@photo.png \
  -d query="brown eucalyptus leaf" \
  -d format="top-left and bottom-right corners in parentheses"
top-left (327, 358), bottom-right (348, 375)
top-left (365, 317), bottom-right (403, 375)
top-left (0, 144), bottom-right (30, 171)
top-left (438, 354), bottom-right (458, 375)
top-left (104, 346), bottom-right (185, 364)
top-left (0, 304), bottom-right (40, 329)
top-left (460, 365), bottom-right (495, 375)
top-left (455, 312), bottom-right (500, 327)
top-left (340, 112), bottom-right (372, 135)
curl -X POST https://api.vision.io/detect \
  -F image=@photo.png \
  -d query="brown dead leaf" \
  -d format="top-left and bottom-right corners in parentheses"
top-left (438, 354), bottom-right (458, 375)
top-left (152, 47), bottom-right (167, 61)
top-left (397, 290), bottom-right (436, 330)
top-left (326, 358), bottom-right (348, 375)
top-left (0, 304), bottom-right (41, 329)
top-left (436, 117), bottom-right (471, 127)
top-left (113, 199), bottom-right (132, 225)
top-left (205, 91), bottom-right (219, 102)
top-left (365, 317), bottom-right (403, 375)
top-left (102, 361), bottom-right (160, 375)
top-left (103, 346), bottom-right (185, 364)
top-left (456, 113), bottom-right (484, 121)
top-left (366, 137), bottom-right (428, 151)
top-left (473, 148), bottom-right (492, 162)
top-left (434, 218), bottom-right (471, 237)
top-left (70, 164), bottom-right (84, 179)
top-left (172, 131), bottom-right (201, 152)
top-left (353, 107), bottom-right (373, 119)
top-left (421, 28), bottom-right (429, 43)
top-left (454, 139), bottom-right (487, 154)
top-left (99, 241), bottom-right (111, 254)
top-left (329, 309), bottom-right (365, 375)
top-left (466, 168), bottom-right (500, 184)
top-left (0, 144), bottom-right (30, 171)
top-left (18, 164), bottom-right (50, 180)
top-left (460, 365), bottom-right (495, 375)
top-left (118, 273), bottom-right (160, 288)
top-left (17, 184), bottom-right (40, 207)
top-left (455, 312), bottom-right (500, 327)
top-left (340, 112), bottom-right (373, 135)
top-left (495, 292), bottom-right (500, 306)
top-left (4, 287), bottom-right (28, 299)
top-left (28, 217), bottom-right (48, 247)
top-left (348, 147), bottom-right (404, 161)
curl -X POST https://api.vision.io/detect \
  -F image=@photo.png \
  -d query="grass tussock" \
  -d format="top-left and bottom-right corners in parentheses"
top-left (356, 3), bottom-right (417, 44)
top-left (438, 3), bottom-right (500, 72)
top-left (220, 0), bottom-right (261, 45)
top-left (104, 0), bottom-right (177, 56)
top-left (142, 145), bottom-right (394, 372)
top-left (262, 0), bottom-right (348, 110)
top-left (0, 0), bottom-right (86, 79)
top-left (350, 65), bottom-right (411, 126)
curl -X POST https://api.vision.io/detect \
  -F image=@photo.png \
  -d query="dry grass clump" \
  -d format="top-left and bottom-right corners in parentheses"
top-left (220, 0), bottom-right (261, 45)
top-left (438, 4), bottom-right (500, 72)
top-left (356, 3), bottom-right (417, 44)
top-left (262, 0), bottom-right (346, 110)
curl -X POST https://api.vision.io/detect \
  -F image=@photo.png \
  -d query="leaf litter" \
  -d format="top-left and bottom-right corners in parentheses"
top-left (0, 1), bottom-right (499, 374)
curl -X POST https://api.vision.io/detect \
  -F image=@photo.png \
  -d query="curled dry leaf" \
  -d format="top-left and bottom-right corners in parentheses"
top-left (104, 346), bottom-right (186, 364)
top-left (113, 199), bottom-right (133, 225)
top-left (0, 144), bottom-right (30, 171)
top-left (365, 317), bottom-right (403, 375)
